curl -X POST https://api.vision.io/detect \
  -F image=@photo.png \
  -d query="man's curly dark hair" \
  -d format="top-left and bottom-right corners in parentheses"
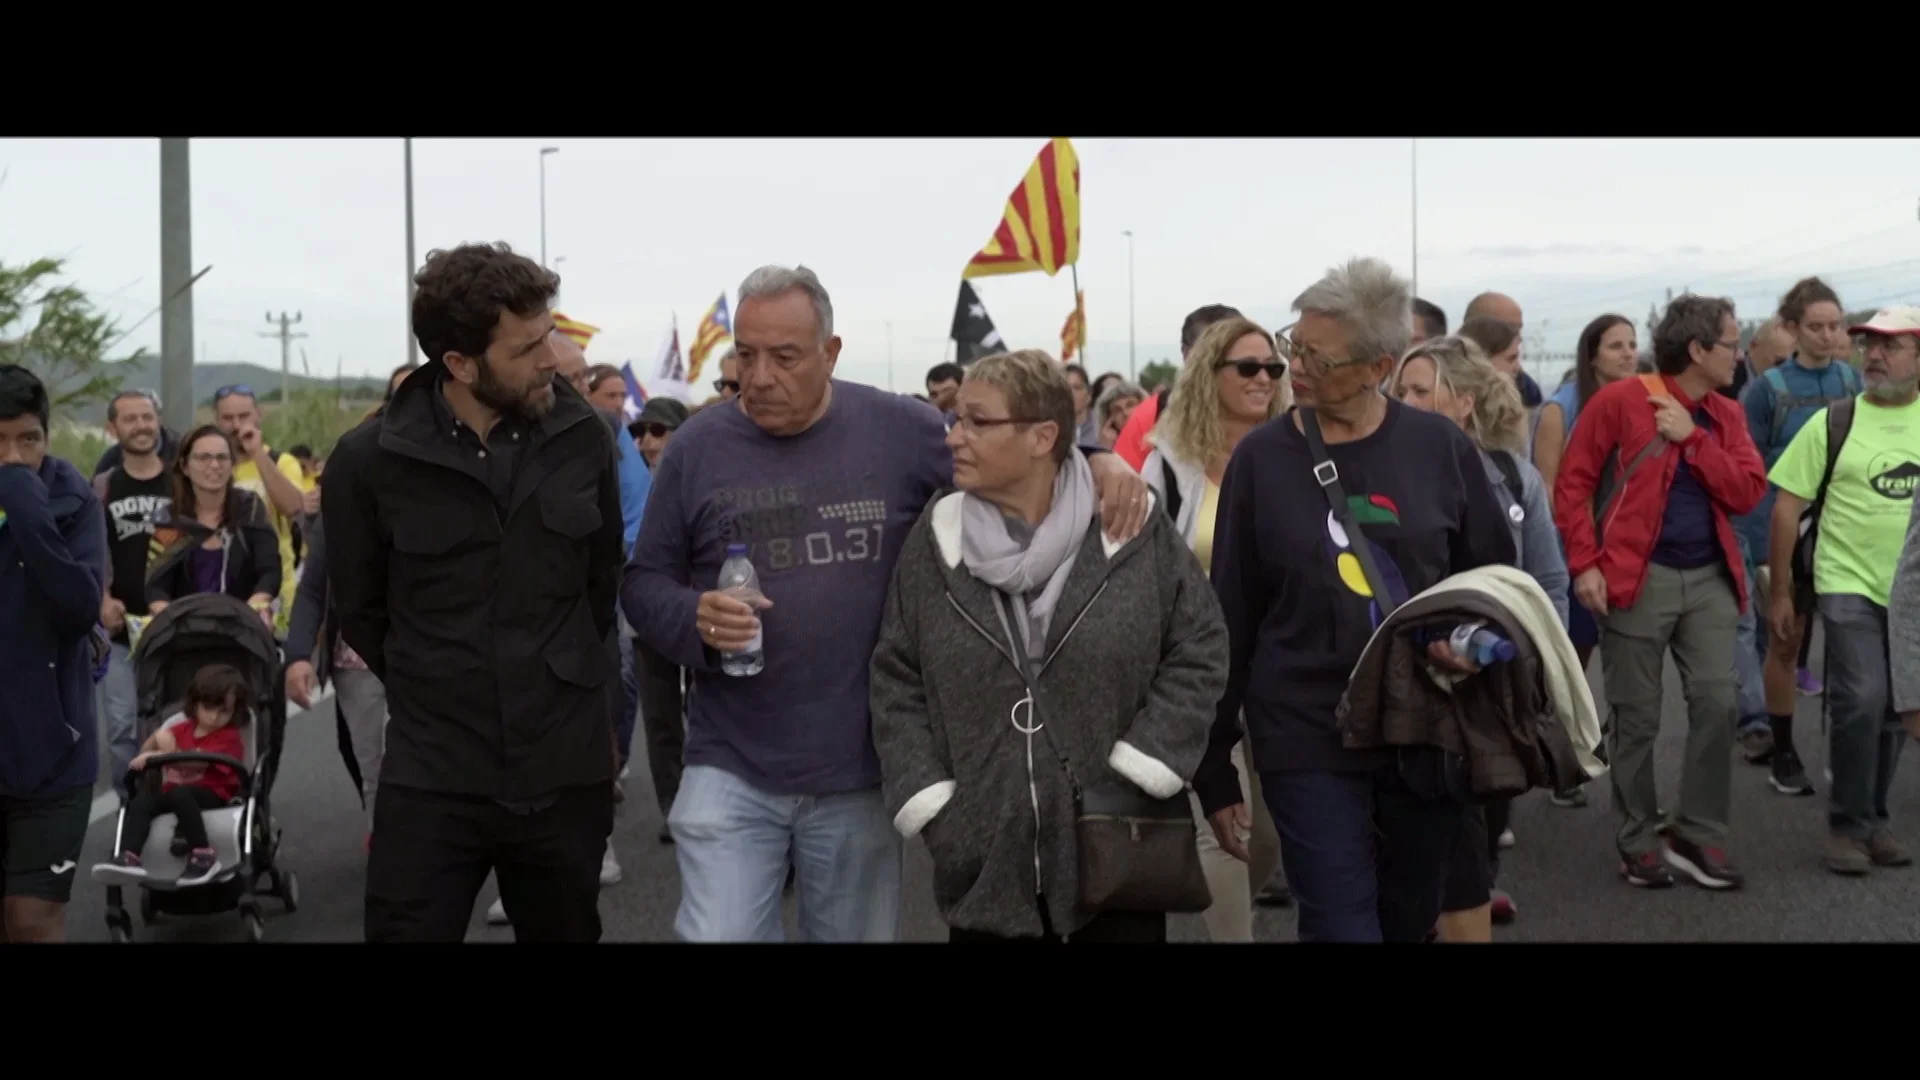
top-left (410, 242), bottom-right (560, 366)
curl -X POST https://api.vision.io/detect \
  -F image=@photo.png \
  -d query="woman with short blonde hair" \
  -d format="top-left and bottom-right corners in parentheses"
top-left (871, 348), bottom-right (1229, 943)
top-left (1391, 333), bottom-right (1571, 941)
top-left (1142, 316), bottom-right (1290, 939)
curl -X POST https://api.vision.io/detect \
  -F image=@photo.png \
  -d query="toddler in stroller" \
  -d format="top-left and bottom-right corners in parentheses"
top-left (96, 664), bottom-right (249, 888)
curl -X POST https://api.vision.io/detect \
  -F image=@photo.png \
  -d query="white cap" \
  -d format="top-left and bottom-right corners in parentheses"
top-left (1849, 305), bottom-right (1920, 337)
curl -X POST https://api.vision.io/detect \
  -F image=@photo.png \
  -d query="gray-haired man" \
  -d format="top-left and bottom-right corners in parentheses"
top-left (623, 264), bottom-right (1150, 942)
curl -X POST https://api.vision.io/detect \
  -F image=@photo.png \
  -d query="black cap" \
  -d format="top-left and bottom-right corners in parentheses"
top-left (633, 396), bottom-right (690, 431)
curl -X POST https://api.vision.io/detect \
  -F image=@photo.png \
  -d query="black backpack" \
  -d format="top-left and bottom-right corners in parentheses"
top-left (1789, 396), bottom-right (1858, 615)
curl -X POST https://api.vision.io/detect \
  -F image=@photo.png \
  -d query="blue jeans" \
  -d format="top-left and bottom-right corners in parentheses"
top-left (1259, 765), bottom-right (1464, 943)
top-left (1820, 594), bottom-right (1907, 839)
top-left (616, 621), bottom-right (640, 772)
top-left (98, 642), bottom-right (140, 796)
top-left (1734, 544), bottom-right (1770, 736)
top-left (668, 764), bottom-right (901, 942)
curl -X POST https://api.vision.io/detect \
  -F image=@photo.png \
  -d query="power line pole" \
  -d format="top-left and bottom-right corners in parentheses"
top-left (159, 138), bottom-right (195, 434)
top-left (261, 312), bottom-right (307, 406)
top-left (1410, 137), bottom-right (1419, 299)
top-left (404, 137), bottom-right (418, 364)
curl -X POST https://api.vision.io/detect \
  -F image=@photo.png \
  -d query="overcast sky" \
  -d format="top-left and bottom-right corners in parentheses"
top-left (3, 137), bottom-right (1917, 392)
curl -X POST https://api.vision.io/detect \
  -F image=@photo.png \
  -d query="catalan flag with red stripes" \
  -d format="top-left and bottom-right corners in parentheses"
top-left (553, 312), bottom-right (600, 350)
top-left (962, 138), bottom-right (1081, 280)
top-left (1059, 291), bottom-right (1086, 362)
top-left (686, 293), bottom-right (732, 384)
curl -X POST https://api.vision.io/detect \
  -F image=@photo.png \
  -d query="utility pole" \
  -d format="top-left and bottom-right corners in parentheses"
top-left (159, 138), bottom-right (195, 434)
top-left (404, 137), bottom-right (418, 364)
top-left (1410, 138), bottom-right (1419, 298)
top-left (261, 312), bottom-right (307, 407)
top-left (1122, 229), bottom-right (1136, 380)
top-left (539, 146), bottom-right (559, 267)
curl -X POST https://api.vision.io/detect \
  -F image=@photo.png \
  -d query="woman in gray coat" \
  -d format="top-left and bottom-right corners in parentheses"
top-left (871, 349), bottom-right (1229, 943)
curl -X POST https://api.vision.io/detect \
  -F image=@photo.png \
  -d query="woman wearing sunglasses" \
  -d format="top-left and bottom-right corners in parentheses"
top-left (1141, 315), bottom-right (1291, 940)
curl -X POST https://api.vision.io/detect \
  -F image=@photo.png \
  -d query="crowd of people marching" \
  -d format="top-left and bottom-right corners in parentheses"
top-left (3, 238), bottom-right (1920, 943)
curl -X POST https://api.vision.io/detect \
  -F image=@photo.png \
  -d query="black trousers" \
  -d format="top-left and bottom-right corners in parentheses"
top-left (635, 640), bottom-right (686, 818)
top-left (365, 782), bottom-right (614, 943)
top-left (948, 896), bottom-right (1167, 943)
top-left (122, 785), bottom-right (226, 854)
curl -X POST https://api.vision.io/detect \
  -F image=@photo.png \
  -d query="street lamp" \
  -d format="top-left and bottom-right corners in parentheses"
top-left (1121, 230), bottom-right (1136, 380)
top-left (539, 146), bottom-right (559, 267)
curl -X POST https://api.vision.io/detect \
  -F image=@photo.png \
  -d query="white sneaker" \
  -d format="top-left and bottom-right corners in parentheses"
top-left (600, 847), bottom-right (622, 886)
top-left (1497, 828), bottom-right (1516, 850)
top-left (486, 897), bottom-right (510, 925)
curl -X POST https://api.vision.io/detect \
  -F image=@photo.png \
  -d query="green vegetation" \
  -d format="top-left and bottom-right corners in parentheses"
top-left (1137, 359), bottom-right (1178, 392)
top-left (50, 426), bottom-right (110, 471)
top-left (0, 256), bottom-right (144, 413)
top-left (260, 387), bottom-right (375, 459)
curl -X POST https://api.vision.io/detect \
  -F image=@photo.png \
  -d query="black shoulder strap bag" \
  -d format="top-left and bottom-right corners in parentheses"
top-left (1301, 407), bottom-right (1473, 806)
top-left (988, 591), bottom-right (1212, 917)
top-left (1790, 395), bottom-right (1857, 617)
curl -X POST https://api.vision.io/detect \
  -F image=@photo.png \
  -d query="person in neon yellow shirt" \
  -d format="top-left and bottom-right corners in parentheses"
top-left (211, 386), bottom-right (306, 635)
top-left (1767, 305), bottom-right (1920, 876)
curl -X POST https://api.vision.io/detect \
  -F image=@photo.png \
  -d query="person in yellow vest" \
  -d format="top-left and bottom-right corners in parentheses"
top-left (211, 385), bottom-right (307, 634)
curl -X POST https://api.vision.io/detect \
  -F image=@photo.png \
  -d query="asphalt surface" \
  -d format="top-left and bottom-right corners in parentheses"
top-left (64, 647), bottom-right (1920, 943)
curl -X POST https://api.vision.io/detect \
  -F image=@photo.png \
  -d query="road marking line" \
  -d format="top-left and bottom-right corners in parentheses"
top-left (89, 686), bottom-right (335, 824)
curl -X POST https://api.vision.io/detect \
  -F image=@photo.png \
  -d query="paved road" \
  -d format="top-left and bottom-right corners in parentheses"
top-left (64, 650), bottom-right (1920, 943)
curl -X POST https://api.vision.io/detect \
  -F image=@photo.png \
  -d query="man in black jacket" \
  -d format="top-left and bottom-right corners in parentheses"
top-left (323, 242), bottom-right (626, 943)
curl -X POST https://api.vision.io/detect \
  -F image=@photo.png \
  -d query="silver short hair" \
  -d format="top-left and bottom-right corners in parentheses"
top-left (737, 265), bottom-right (834, 343)
top-left (1291, 256), bottom-right (1412, 364)
top-left (1093, 379), bottom-right (1145, 420)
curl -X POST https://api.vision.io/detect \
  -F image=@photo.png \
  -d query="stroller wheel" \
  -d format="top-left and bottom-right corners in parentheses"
top-left (277, 870), bottom-right (300, 913)
top-left (106, 909), bottom-right (133, 944)
top-left (242, 903), bottom-right (266, 943)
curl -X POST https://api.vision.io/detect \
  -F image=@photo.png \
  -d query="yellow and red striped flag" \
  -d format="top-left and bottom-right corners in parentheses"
top-left (686, 293), bottom-right (732, 384)
top-left (962, 138), bottom-right (1081, 280)
top-left (553, 312), bottom-right (600, 350)
top-left (1059, 291), bottom-right (1086, 362)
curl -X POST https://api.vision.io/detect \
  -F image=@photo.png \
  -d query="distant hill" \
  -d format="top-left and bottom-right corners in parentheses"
top-left (69, 355), bottom-right (386, 426)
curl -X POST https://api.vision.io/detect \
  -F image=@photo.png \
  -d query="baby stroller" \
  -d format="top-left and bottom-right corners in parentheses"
top-left (93, 593), bottom-right (297, 943)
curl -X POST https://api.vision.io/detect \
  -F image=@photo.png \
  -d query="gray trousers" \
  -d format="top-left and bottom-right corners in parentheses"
top-left (1602, 563), bottom-right (1738, 855)
top-left (334, 667), bottom-right (388, 832)
top-left (100, 642), bottom-right (141, 795)
top-left (1820, 593), bottom-right (1908, 840)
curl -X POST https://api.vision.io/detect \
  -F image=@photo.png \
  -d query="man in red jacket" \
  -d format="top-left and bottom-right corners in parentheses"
top-left (1553, 294), bottom-right (1767, 892)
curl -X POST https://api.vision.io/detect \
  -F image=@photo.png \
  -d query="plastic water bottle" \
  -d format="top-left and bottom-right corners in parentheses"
top-left (718, 543), bottom-right (765, 677)
top-left (1447, 620), bottom-right (1517, 668)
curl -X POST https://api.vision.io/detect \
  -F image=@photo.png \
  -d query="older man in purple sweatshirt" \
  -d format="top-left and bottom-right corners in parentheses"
top-left (622, 265), bottom-right (1149, 942)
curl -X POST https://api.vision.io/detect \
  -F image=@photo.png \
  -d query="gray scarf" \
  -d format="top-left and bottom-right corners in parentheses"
top-left (960, 450), bottom-right (1096, 663)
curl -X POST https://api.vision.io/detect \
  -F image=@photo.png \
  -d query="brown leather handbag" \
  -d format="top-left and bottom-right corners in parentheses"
top-left (1056, 749), bottom-right (1214, 914)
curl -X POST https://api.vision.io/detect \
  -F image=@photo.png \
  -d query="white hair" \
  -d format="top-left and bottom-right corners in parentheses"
top-left (737, 265), bottom-right (834, 342)
top-left (1292, 256), bottom-right (1412, 364)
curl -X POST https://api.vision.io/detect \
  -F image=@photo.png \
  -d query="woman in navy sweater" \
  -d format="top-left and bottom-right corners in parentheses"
top-left (1194, 259), bottom-right (1516, 943)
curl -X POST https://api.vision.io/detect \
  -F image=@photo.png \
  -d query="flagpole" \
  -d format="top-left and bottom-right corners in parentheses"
top-left (1070, 262), bottom-right (1084, 364)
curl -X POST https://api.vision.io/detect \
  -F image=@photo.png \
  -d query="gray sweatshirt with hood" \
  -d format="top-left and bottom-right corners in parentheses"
top-left (870, 490), bottom-right (1228, 939)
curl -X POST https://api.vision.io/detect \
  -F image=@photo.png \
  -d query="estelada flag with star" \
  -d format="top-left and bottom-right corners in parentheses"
top-left (951, 280), bottom-right (1006, 366)
top-left (962, 138), bottom-right (1081, 279)
top-left (1059, 291), bottom-right (1086, 362)
top-left (554, 312), bottom-right (600, 350)
top-left (686, 293), bottom-right (732, 384)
